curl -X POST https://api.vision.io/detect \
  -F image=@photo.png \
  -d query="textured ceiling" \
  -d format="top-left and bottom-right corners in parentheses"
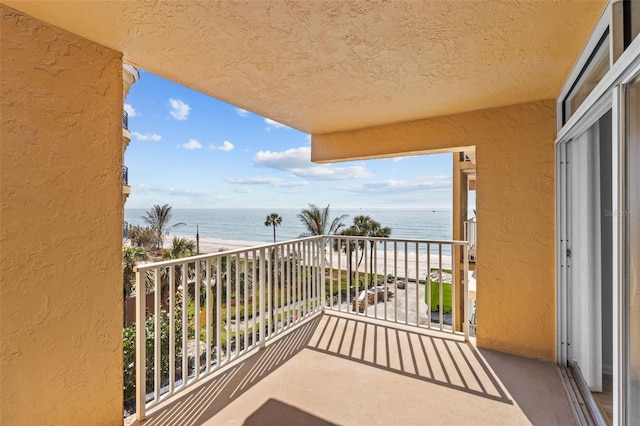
top-left (4, 1), bottom-right (605, 134)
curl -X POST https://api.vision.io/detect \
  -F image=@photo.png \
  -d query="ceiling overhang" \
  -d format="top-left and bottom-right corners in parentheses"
top-left (3, 1), bottom-right (606, 135)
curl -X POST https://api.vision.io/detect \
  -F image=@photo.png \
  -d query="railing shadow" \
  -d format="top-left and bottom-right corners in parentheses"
top-left (243, 398), bottom-right (337, 426)
top-left (133, 315), bottom-right (322, 426)
top-left (307, 313), bottom-right (511, 404)
top-left (130, 312), bottom-right (518, 425)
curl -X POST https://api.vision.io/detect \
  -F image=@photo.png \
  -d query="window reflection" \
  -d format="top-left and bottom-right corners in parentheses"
top-left (626, 77), bottom-right (640, 422)
top-left (563, 32), bottom-right (610, 124)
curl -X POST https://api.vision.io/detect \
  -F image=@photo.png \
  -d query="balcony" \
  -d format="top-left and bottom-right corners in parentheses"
top-left (464, 219), bottom-right (476, 264)
top-left (126, 236), bottom-right (576, 424)
top-left (123, 166), bottom-right (131, 198)
top-left (123, 109), bottom-right (131, 148)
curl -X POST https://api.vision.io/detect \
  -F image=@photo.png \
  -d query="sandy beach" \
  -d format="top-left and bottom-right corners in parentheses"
top-left (171, 234), bottom-right (459, 282)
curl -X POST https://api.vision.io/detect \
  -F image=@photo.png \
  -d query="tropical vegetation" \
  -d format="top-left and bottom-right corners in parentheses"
top-left (297, 203), bottom-right (347, 237)
top-left (142, 204), bottom-right (185, 249)
top-left (128, 224), bottom-right (156, 249)
top-left (122, 246), bottom-right (149, 326)
top-left (162, 237), bottom-right (196, 260)
top-left (334, 215), bottom-right (391, 284)
top-left (264, 213), bottom-right (282, 243)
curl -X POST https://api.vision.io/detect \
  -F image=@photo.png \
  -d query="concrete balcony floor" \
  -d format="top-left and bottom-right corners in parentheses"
top-left (128, 312), bottom-right (576, 426)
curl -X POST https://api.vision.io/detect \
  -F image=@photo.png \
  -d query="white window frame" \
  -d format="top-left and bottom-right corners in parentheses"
top-left (556, 3), bottom-right (640, 421)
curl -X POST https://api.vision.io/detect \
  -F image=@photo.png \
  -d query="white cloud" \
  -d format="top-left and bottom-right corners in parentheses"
top-left (169, 98), bottom-right (191, 120)
top-left (232, 187), bottom-right (252, 193)
top-left (124, 103), bottom-right (137, 118)
top-left (253, 146), bottom-right (372, 180)
top-left (208, 141), bottom-right (235, 152)
top-left (254, 146), bottom-right (311, 170)
top-left (290, 166), bottom-right (371, 180)
top-left (131, 131), bottom-right (161, 141)
top-left (235, 107), bottom-right (249, 117)
top-left (391, 155), bottom-right (417, 163)
top-left (264, 117), bottom-right (290, 130)
top-left (336, 176), bottom-right (451, 194)
top-left (180, 139), bottom-right (202, 150)
top-left (226, 177), bottom-right (308, 188)
top-left (134, 184), bottom-right (226, 201)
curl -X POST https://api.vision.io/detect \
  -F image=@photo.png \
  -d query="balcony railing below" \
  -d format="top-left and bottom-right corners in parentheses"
top-left (123, 109), bottom-right (129, 130)
top-left (123, 166), bottom-right (129, 186)
top-left (133, 236), bottom-right (469, 420)
top-left (464, 219), bottom-right (476, 262)
top-left (123, 221), bottom-right (128, 239)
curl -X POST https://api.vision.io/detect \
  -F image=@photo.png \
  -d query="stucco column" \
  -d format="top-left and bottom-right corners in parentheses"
top-left (452, 153), bottom-right (468, 332)
top-left (1, 6), bottom-right (124, 424)
top-left (313, 100), bottom-right (557, 361)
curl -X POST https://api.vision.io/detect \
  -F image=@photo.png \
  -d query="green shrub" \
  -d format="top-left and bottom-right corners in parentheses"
top-left (123, 305), bottom-right (183, 402)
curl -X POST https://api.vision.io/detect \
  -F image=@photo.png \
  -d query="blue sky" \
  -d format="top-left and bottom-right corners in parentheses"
top-left (124, 70), bottom-right (464, 209)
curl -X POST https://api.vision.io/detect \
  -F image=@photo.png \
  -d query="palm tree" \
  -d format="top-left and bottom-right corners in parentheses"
top-left (297, 204), bottom-right (347, 237)
top-left (161, 237), bottom-right (195, 260)
top-left (159, 237), bottom-right (196, 301)
top-left (341, 215), bottom-right (391, 283)
top-left (142, 204), bottom-right (185, 250)
top-left (122, 246), bottom-right (149, 325)
top-left (264, 213), bottom-right (283, 243)
top-left (333, 226), bottom-right (360, 283)
top-left (128, 225), bottom-right (156, 249)
top-left (348, 215), bottom-right (372, 270)
top-left (367, 221), bottom-right (391, 282)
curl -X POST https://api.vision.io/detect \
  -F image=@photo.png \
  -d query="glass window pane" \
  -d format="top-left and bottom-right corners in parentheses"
top-left (629, 0), bottom-right (640, 46)
top-left (625, 76), bottom-right (640, 422)
top-left (564, 32), bottom-right (610, 123)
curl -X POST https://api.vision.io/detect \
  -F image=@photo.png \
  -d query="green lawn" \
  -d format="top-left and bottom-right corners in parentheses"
top-left (426, 268), bottom-right (452, 313)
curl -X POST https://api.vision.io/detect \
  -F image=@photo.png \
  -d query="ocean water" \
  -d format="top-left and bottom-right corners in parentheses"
top-left (124, 208), bottom-right (453, 244)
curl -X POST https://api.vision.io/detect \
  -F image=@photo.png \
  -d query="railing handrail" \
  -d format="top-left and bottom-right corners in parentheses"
top-left (327, 235), bottom-right (469, 245)
top-left (134, 235), bottom-right (469, 272)
top-left (123, 109), bottom-right (129, 130)
top-left (123, 166), bottom-right (129, 186)
top-left (134, 235), bottom-right (324, 272)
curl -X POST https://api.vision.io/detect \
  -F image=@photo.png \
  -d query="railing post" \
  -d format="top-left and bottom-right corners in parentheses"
top-left (463, 243), bottom-right (470, 341)
top-left (321, 236), bottom-right (326, 312)
top-left (259, 248), bottom-right (266, 349)
top-left (134, 267), bottom-right (146, 421)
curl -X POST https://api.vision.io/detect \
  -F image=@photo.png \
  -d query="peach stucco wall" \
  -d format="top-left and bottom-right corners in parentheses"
top-left (1, 6), bottom-right (124, 424)
top-left (313, 100), bottom-right (557, 361)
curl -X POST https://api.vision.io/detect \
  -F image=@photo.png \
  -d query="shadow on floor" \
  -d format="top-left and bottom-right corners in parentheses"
top-left (478, 348), bottom-right (576, 426)
top-left (307, 314), bottom-right (511, 403)
top-left (243, 399), bottom-right (337, 426)
top-left (133, 316), bottom-right (322, 426)
top-left (131, 313), bottom-right (575, 426)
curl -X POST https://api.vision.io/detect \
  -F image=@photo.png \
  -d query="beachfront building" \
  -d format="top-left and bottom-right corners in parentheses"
top-left (122, 64), bottom-right (139, 204)
top-left (122, 64), bottom-right (139, 243)
top-left (1, 1), bottom-right (638, 424)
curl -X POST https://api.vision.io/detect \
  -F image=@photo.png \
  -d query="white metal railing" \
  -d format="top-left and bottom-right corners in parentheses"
top-left (133, 237), bottom-right (325, 420)
top-left (464, 219), bottom-right (476, 262)
top-left (323, 236), bottom-right (469, 336)
top-left (133, 236), bottom-right (469, 420)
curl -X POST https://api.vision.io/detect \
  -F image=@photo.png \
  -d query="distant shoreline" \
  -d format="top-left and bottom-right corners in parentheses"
top-left (166, 235), bottom-right (454, 280)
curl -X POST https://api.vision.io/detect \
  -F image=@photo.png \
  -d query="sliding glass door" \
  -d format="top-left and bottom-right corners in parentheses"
top-left (624, 73), bottom-right (640, 423)
top-left (566, 119), bottom-right (604, 391)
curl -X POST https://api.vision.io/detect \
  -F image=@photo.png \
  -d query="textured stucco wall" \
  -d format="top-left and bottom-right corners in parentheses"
top-left (313, 100), bottom-right (557, 361)
top-left (2, 1), bottom-right (604, 134)
top-left (0, 6), bottom-right (123, 424)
